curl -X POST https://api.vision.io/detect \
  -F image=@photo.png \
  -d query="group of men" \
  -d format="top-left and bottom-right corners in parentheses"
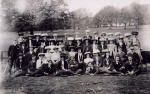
top-left (8, 30), bottom-right (143, 77)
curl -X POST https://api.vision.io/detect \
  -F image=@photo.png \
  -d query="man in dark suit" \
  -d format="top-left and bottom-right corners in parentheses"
top-left (93, 51), bottom-right (103, 74)
top-left (74, 47), bottom-right (86, 74)
top-left (24, 46), bottom-right (36, 68)
top-left (99, 38), bottom-right (107, 52)
top-left (36, 41), bottom-right (46, 58)
top-left (83, 39), bottom-right (92, 53)
top-left (13, 53), bottom-right (28, 77)
top-left (33, 35), bottom-right (41, 47)
top-left (18, 42), bottom-right (28, 57)
top-left (42, 36), bottom-right (49, 46)
top-left (55, 54), bottom-right (75, 76)
top-left (8, 40), bottom-right (19, 75)
top-left (75, 47), bottom-right (84, 63)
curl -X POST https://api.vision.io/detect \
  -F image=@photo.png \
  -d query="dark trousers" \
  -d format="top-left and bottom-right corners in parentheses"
top-left (8, 59), bottom-right (16, 74)
top-left (30, 64), bottom-right (52, 77)
top-left (70, 63), bottom-right (86, 74)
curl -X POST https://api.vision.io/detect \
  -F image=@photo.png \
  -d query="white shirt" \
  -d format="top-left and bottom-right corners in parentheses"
top-left (84, 58), bottom-right (94, 67)
top-left (51, 52), bottom-right (60, 64)
top-left (45, 53), bottom-right (52, 60)
top-left (36, 59), bottom-right (47, 69)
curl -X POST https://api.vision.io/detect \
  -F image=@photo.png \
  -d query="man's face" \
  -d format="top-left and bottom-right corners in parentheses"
top-left (128, 56), bottom-right (133, 64)
top-left (86, 54), bottom-right (90, 58)
top-left (50, 42), bottom-right (54, 45)
top-left (43, 37), bottom-right (47, 40)
top-left (77, 40), bottom-right (80, 44)
top-left (39, 56), bottom-right (44, 59)
top-left (130, 48), bottom-right (135, 53)
top-left (71, 48), bottom-right (74, 52)
top-left (32, 56), bottom-right (36, 60)
top-left (36, 36), bottom-right (39, 40)
top-left (22, 44), bottom-right (25, 47)
top-left (110, 40), bottom-right (113, 44)
top-left (13, 41), bottom-right (17, 45)
top-left (69, 41), bottom-right (72, 45)
top-left (59, 41), bottom-right (62, 45)
top-left (106, 52), bottom-right (109, 57)
top-left (78, 49), bottom-right (81, 53)
top-left (29, 37), bottom-right (32, 40)
top-left (41, 42), bottom-right (45, 47)
top-left (93, 40), bottom-right (96, 44)
top-left (19, 56), bottom-right (22, 60)
top-left (101, 41), bottom-right (104, 44)
top-left (118, 48), bottom-right (122, 52)
top-left (85, 40), bottom-right (88, 44)
top-left (94, 53), bottom-right (98, 57)
top-left (61, 57), bottom-right (64, 61)
top-left (47, 49), bottom-right (51, 53)
top-left (54, 48), bottom-right (58, 52)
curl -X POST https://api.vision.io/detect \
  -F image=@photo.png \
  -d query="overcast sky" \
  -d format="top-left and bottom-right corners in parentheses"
top-left (66, 0), bottom-right (150, 15)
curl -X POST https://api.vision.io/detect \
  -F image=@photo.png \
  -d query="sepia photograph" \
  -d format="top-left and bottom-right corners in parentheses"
top-left (0, 0), bottom-right (150, 94)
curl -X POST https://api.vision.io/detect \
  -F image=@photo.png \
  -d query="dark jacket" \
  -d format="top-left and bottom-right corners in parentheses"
top-left (93, 56), bottom-right (103, 67)
top-left (58, 60), bottom-right (68, 70)
top-left (8, 45), bottom-right (19, 61)
top-left (82, 44), bottom-right (92, 53)
top-left (75, 53), bottom-right (84, 63)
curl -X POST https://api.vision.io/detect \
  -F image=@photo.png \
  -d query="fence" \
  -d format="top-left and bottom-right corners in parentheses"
top-left (0, 51), bottom-right (8, 62)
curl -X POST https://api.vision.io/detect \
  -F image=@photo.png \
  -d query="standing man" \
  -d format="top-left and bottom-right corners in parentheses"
top-left (33, 35), bottom-right (41, 47)
top-left (8, 40), bottom-right (19, 75)
top-left (83, 39), bottom-right (92, 53)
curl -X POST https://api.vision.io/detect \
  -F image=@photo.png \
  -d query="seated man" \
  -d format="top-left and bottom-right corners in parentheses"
top-left (84, 52), bottom-right (94, 74)
top-left (28, 54), bottom-right (37, 74)
top-left (121, 53), bottom-right (141, 75)
top-left (13, 53), bottom-right (28, 77)
top-left (117, 47), bottom-right (127, 63)
top-left (110, 54), bottom-right (123, 74)
top-left (51, 47), bottom-right (60, 64)
top-left (128, 46), bottom-right (140, 69)
top-left (55, 54), bottom-right (75, 76)
top-left (50, 47), bottom-right (61, 74)
top-left (36, 41), bottom-right (46, 57)
top-left (100, 50), bottom-right (114, 73)
top-left (93, 51), bottom-right (102, 74)
top-left (29, 53), bottom-right (52, 76)
top-left (73, 47), bottom-right (86, 74)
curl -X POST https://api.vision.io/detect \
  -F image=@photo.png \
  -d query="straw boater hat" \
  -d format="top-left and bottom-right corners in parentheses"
top-left (85, 52), bottom-right (91, 55)
top-left (108, 37), bottom-right (115, 41)
top-left (45, 46), bottom-right (51, 49)
top-left (99, 38), bottom-right (106, 42)
top-left (75, 37), bottom-right (82, 40)
top-left (101, 32), bottom-right (106, 36)
top-left (119, 35), bottom-right (124, 39)
top-left (85, 29), bottom-right (90, 33)
top-left (102, 49), bottom-right (109, 53)
top-left (115, 32), bottom-right (121, 36)
top-left (38, 53), bottom-right (45, 57)
top-left (67, 37), bottom-right (74, 41)
top-left (131, 31), bottom-right (138, 35)
top-left (41, 34), bottom-right (48, 38)
top-left (130, 46), bottom-right (134, 50)
top-left (124, 33), bottom-right (132, 37)
top-left (18, 53), bottom-right (23, 56)
top-left (93, 50), bottom-right (100, 54)
top-left (132, 42), bottom-right (139, 46)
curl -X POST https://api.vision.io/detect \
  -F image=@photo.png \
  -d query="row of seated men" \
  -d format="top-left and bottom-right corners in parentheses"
top-left (8, 31), bottom-right (142, 77)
